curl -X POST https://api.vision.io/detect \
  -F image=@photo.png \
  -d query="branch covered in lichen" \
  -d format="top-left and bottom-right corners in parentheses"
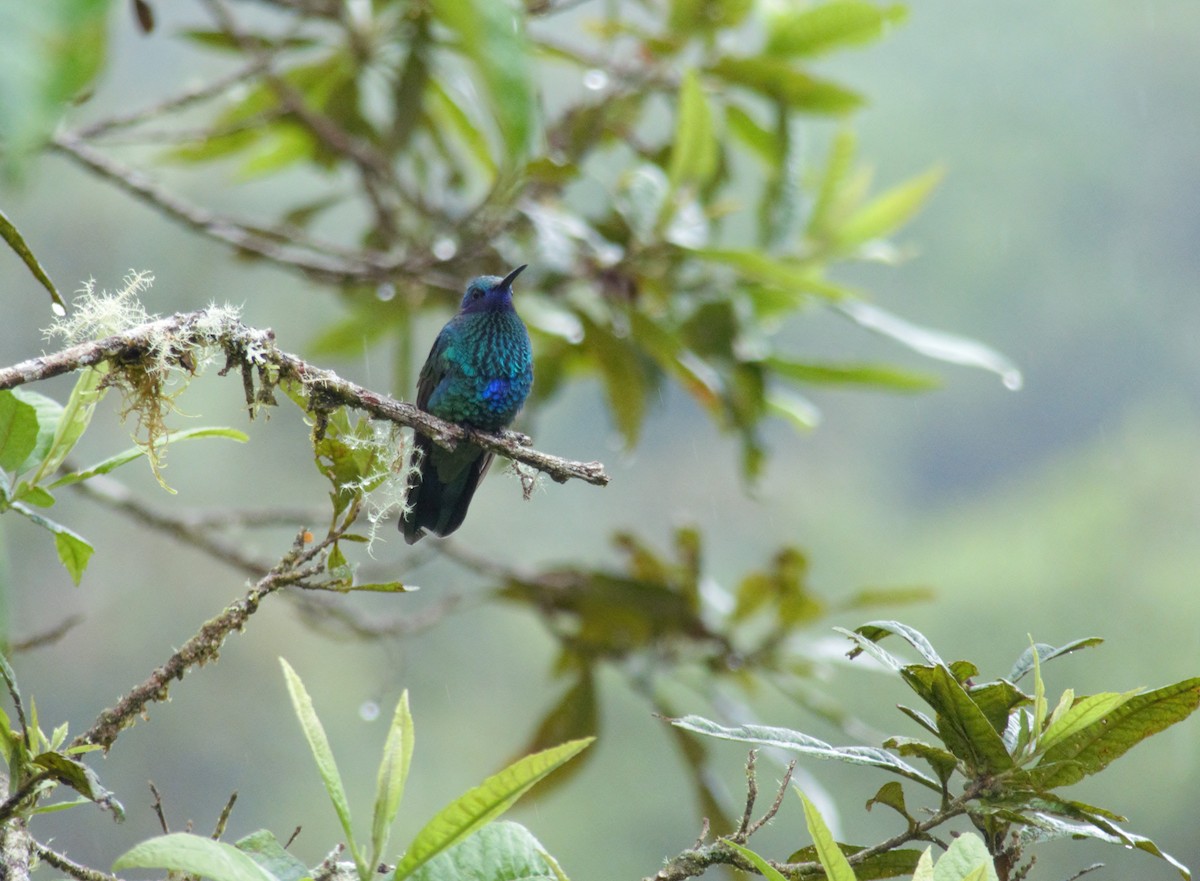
top-left (0, 306), bottom-right (609, 487)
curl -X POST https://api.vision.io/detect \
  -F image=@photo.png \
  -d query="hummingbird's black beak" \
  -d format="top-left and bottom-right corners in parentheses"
top-left (501, 264), bottom-right (527, 289)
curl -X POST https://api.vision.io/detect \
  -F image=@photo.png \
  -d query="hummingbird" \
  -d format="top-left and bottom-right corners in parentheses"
top-left (401, 265), bottom-right (533, 544)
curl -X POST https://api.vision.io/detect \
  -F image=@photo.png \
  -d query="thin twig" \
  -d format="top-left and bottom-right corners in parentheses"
top-left (70, 527), bottom-right (338, 752)
top-left (32, 840), bottom-right (123, 881)
top-left (733, 750), bottom-right (758, 841)
top-left (9, 616), bottom-right (85, 653)
top-left (745, 760), bottom-right (794, 839)
top-left (76, 57), bottom-right (271, 139)
top-left (212, 791), bottom-right (238, 839)
top-left (49, 133), bottom-right (395, 284)
top-left (149, 781), bottom-right (169, 833)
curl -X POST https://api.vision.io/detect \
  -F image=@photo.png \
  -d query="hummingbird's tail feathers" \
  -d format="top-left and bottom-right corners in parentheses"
top-left (400, 433), bottom-right (494, 542)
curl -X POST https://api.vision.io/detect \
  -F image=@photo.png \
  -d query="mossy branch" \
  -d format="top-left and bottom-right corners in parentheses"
top-left (0, 308), bottom-right (609, 487)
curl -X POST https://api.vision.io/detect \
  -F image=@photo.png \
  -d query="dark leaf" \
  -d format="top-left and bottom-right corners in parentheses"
top-left (787, 844), bottom-right (922, 880)
top-left (34, 751), bottom-right (124, 818)
top-left (132, 0), bottom-right (154, 33)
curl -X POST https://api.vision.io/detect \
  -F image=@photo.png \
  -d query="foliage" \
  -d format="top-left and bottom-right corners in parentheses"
top-left (673, 623), bottom-right (1198, 879)
top-left (113, 661), bottom-right (587, 881)
top-left (0, 2), bottom-right (1189, 881)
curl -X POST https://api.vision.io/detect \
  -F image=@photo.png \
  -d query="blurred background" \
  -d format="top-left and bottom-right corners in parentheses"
top-left (1, 1), bottom-right (1198, 879)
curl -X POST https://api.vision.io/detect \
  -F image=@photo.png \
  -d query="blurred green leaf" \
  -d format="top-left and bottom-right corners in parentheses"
top-left (667, 69), bottom-right (718, 191)
top-left (279, 658), bottom-right (367, 880)
top-left (406, 821), bottom-right (564, 881)
top-left (392, 738), bottom-right (592, 880)
top-left (837, 300), bottom-right (1023, 389)
top-left (1034, 678), bottom-right (1200, 788)
top-left (430, 0), bottom-right (535, 162)
top-left (669, 0), bottom-right (754, 37)
top-left (582, 317), bottom-right (648, 447)
top-left (808, 128), bottom-right (858, 239)
top-left (115, 833), bottom-right (279, 881)
top-left (725, 104), bottom-right (780, 166)
top-left (766, 1), bottom-right (908, 58)
top-left (0, 0), bottom-right (110, 177)
top-left (767, 358), bottom-right (940, 391)
top-left (0, 209), bottom-right (66, 313)
top-left (834, 166), bottom-right (943, 248)
top-left (371, 691), bottom-right (415, 868)
top-left (0, 390), bottom-right (40, 473)
top-left (49, 427), bottom-right (249, 488)
top-left (798, 789), bottom-right (858, 881)
top-left (235, 831), bottom-right (310, 881)
top-left (709, 57), bottom-right (862, 114)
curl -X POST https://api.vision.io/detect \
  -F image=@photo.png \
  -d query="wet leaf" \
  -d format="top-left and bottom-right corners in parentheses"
top-left (406, 821), bottom-right (564, 881)
top-left (235, 830), bottom-right (309, 881)
top-left (115, 833), bottom-right (278, 881)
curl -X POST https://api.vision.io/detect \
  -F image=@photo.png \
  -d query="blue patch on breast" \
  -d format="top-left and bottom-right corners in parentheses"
top-left (483, 378), bottom-right (510, 402)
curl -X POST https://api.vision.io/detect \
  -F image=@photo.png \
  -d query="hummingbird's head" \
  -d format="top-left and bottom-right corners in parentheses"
top-left (460, 264), bottom-right (527, 314)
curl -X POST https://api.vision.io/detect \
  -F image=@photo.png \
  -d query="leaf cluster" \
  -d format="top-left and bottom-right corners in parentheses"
top-left (672, 622), bottom-right (1199, 879)
top-left (114, 660), bottom-right (588, 881)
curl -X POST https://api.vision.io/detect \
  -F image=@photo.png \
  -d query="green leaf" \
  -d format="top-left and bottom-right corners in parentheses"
top-left (912, 847), bottom-right (935, 881)
top-left (853, 621), bottom-right (947, 667)
top-left (722, 840), bottom-right (788, 881)
top-left (407, 821), bottom-right (566, 881)
top-left (14, 485), bottom-right (55, 507)
top-left (808, 128), bottom-right (857, 239)
top-left (1034, 678), bottom-right (1200, 788)
top-left (0, 0), bottom-right (109, 177)
top-left (864, 781), bottom-right (911, 823)
top-left (49, 427), bottom-right (250, 488)
top-left (901, 665), bottom-right (1013, 774)
top-left (726, 104), bottom-right (780, 166)
top-left (10, 389), bottom-right (64, 475)
top-left (1008, 638), bottom-right (1103, 684)
top-left (391, 737), bottom-right (592, 880)
top-left (930, 833), bottom-right (997, 881)
top-left (235, 830), bottom-right (310, 881)
top-left (33, 751), bottom-right (123, 818)
top-left (348, 581), bottom-right (414, 593)
top-left (1035, 689), bottom-right (1138, 756)
top-left (14, 503), bottom-right (95, 584)
top-left (708, 57), bottom-right (862, 114)
top-left (114, 833), bottom-right (279, 881)
top-left (278, 658), bottom-right (367, 879)
top-left (31, 365), bottom-right (109, 485)
top-left (371, 691), bottom-right (415, 868)
top-left (0, 390), bottom-right (40, 472)
top-left (583, 318), bottom-right (648, 448)
top-left (837, 301), bottom-right (1023, 389)
top-left (767, 358), bottom-right (940, 392)
top-left (671, 716), bottom-right (940, 790)
top-left (0, 209), bottom-right (66, 313)
top-left (834, 166), bottom-right (943, 247)
top-left (766, 1), bottom-right (908, 57)
top-left (53, 530), bottom-right (94, 586)
top-left (1015, 812), bottom-right (1191, 879)
top-left (667, 69), bottom-right (718, 190)
top-left (798, 789), bottom-right (858, 881)
top-left (429, 0), bottom-right (535, 163)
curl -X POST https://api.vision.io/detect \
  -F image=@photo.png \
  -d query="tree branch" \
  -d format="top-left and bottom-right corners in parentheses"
top-left (0, 308), bottom-right (609, 487)
top-left (69, 527), bottom-right (335, 753)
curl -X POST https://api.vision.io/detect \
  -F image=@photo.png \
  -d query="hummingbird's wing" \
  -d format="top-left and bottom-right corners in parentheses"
top-left (415, 324), bottom-right (453, 411)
